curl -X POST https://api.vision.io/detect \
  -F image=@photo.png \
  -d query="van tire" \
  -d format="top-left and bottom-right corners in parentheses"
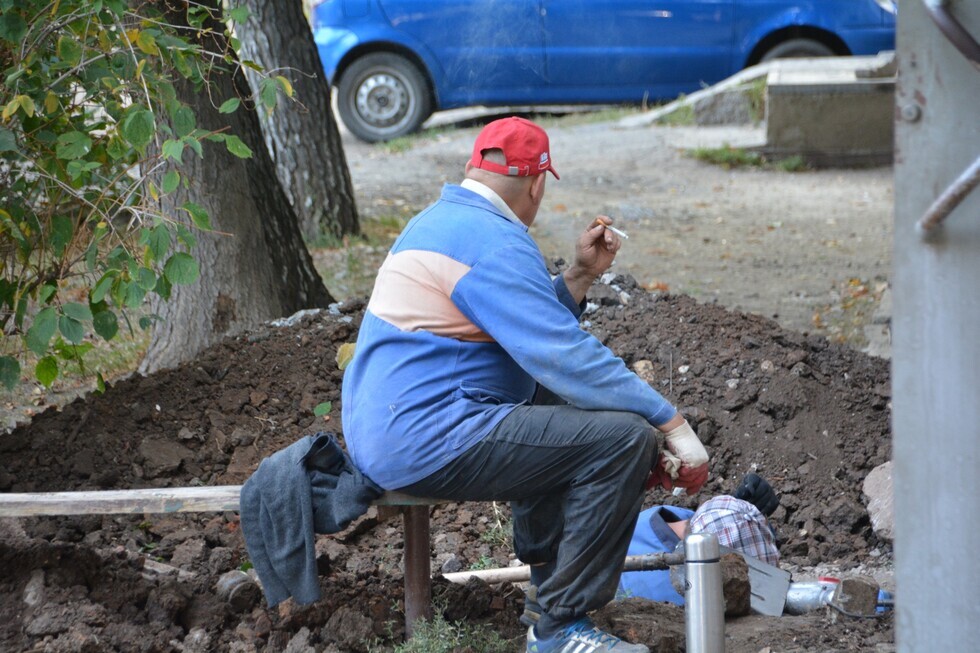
top-left (337, 53), bottom-right (433, 143)
top-left (760, 38), bottom-right (836, 62)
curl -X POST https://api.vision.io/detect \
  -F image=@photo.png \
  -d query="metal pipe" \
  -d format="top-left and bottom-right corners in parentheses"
top-left (442, 551), bottom-right (686, 585)
top-left (916, 154), bottom-right (980, 235)
top-left (684, 533), bottom-right (726, 653)
top-left (923, 0), bottom-right (980, 69)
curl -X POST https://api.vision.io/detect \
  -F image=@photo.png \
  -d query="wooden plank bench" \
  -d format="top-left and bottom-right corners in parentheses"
top-left (0, 486), bottom-right (443, 637)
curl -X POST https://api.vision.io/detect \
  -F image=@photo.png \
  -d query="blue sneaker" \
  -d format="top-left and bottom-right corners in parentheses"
top-left (526, 618), bottom-right (649, 653)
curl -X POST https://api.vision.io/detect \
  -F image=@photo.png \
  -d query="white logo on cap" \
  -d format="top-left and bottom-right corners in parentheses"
top-left (539, 152), bottom-right (549, 168)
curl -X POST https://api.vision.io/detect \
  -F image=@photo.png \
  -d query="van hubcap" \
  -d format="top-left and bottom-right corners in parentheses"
top-left (355, 73), bottom-right (411, 128)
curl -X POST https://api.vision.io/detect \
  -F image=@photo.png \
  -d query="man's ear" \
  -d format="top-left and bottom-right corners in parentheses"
top-left (530, 173), bottom-right (547, 202)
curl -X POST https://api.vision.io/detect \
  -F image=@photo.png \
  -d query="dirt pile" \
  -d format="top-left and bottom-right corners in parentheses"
top-left (0, 277), bottom-right (893, 652)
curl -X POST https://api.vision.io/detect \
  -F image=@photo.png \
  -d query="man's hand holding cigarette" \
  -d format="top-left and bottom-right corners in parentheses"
top-left (561, 215), bottom-right (625, 302)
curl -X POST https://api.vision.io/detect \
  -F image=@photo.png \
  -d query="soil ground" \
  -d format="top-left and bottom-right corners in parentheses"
top-left (0, 110), bottom-right (896, 652)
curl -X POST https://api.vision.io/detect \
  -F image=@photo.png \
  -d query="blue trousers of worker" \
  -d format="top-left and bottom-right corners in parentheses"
top-left (396, 403), bottom-right (657, 631)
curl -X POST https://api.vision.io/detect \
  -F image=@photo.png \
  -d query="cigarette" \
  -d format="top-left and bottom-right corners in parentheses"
top-left (604, 224), bottom-right (629, 240)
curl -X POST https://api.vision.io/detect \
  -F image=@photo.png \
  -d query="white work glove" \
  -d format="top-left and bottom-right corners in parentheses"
top-left (658, 420), bottom-right (709, 493)
top-left (664, 420), bottom-right (708, 468)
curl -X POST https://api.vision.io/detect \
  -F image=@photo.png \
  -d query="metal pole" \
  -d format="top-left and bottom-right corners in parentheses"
top-left (402, 505), bottom-right (433, 638)
top-left (684, 533), bottom-right (725, 653)
top-left (893, 1), bottom-right (980, 650)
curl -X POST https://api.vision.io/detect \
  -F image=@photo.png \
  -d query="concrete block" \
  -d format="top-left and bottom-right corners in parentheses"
top-left (765, 68), bottom-right (894, 167)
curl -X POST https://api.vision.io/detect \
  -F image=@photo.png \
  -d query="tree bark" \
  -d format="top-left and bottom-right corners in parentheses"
top-left (140, 1), bottom-right (334, 373)
top-left (238, 0), bottom-right (359, 242)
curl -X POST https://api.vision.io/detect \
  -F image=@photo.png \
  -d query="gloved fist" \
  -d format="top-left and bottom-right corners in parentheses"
top-left (664, 421), bottom-right (709, 494)
top-left (674, 460), bottom-right (709, 494)
top-left (646, 451), bottom-right (680, 490)
top-left (646, 451), bottom-right (709, 494)
top-left (648, 420), bottom-right (710, 494)
top-left (734, 473), bottom-right (780, 517)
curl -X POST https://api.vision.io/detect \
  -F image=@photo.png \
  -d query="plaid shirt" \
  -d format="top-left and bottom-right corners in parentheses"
top-left (689, 495), bottom-right (780, 566)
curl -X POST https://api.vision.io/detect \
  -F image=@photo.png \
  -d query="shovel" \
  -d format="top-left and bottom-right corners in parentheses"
top-left (719, 545), bottom-right (791, 616)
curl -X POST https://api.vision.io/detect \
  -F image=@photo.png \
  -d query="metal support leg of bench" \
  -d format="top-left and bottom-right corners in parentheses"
top-left (403, 504), bottom-right (432, 638)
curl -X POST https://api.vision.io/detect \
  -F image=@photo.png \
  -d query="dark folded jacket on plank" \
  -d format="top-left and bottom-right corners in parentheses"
top-left (240, 432), bottom-right (383, 607)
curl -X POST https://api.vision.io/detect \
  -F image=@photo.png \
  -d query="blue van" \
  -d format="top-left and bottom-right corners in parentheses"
top-left (312, 0), bottom-right (896, 141)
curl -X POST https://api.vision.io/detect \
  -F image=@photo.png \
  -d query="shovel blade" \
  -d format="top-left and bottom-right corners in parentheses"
top-left (719, 546), bottom-right (790, 616)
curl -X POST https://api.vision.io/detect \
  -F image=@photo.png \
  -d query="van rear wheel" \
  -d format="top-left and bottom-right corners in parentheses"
top-left (760, 38), bottom-right (836, 62)
top-left (337, 53), bottom-right (433, 143)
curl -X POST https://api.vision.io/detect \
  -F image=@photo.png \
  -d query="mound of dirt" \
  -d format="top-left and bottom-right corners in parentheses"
top-left (0, 277), bottom-right (893, 652)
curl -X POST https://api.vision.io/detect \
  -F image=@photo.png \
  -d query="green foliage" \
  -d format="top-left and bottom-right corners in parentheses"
top-left (688, 145), bottom-right (811, 172)
top-left (655, 95), bottom-right (695, 126)
top-left (479, 502), bottom-right (513, 549)
top-left (533, 106), bottom-right (640, 128)
top-left (690, 145), bottom-right (765, 168)
top-left (478, 523), bottom-right (513, 547)
top-left (775, 155), bottom-right (809, 172)
top-left (376, 127), bottom-right (449, 154)
top-left (468, 555), bottom-right (497, 571)
top-left (313, 401), bottom-right (332, 416)
top-left (745, 77), bottom-right (768, 123)
top-left (0, 0), bottom-right (274, 389)
top-left (384, 612), bottom-right (511, 653)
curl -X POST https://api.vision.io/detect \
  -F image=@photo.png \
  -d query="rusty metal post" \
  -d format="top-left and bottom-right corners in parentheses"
top-left (402, 505), bottom-right (432, 638)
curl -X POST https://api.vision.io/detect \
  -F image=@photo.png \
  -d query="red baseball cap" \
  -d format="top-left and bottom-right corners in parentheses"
top-left (469, 117), bottom-right (560, 179)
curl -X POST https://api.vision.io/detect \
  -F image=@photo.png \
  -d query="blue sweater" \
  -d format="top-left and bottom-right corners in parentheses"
top-left (342, 184), bottom-right (675, 489)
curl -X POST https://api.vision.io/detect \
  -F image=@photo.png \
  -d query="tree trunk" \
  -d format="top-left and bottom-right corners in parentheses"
top-left (238, 0), bottom-right (359, 242)
top-left (140, 1), bottom-right (334, 374)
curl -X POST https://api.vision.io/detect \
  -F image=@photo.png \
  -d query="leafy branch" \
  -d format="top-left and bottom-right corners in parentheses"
top-left (0, 0), bottom-right (288, 390)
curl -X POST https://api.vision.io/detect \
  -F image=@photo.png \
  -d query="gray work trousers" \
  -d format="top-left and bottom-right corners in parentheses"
top-left (397, 403), bottom-right (657, 628)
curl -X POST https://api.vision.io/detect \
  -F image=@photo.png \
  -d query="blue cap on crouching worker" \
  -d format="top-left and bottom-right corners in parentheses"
top-left (470, 116), bottom-right (560, 179)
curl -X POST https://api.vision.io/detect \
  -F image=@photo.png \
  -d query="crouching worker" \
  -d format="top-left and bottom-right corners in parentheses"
top-left (341, 116), bottom-right (711, 653)
top-left (517, 474), bottom-right (779, 620)
top-left (621, 473), bottom-right (780, 605)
